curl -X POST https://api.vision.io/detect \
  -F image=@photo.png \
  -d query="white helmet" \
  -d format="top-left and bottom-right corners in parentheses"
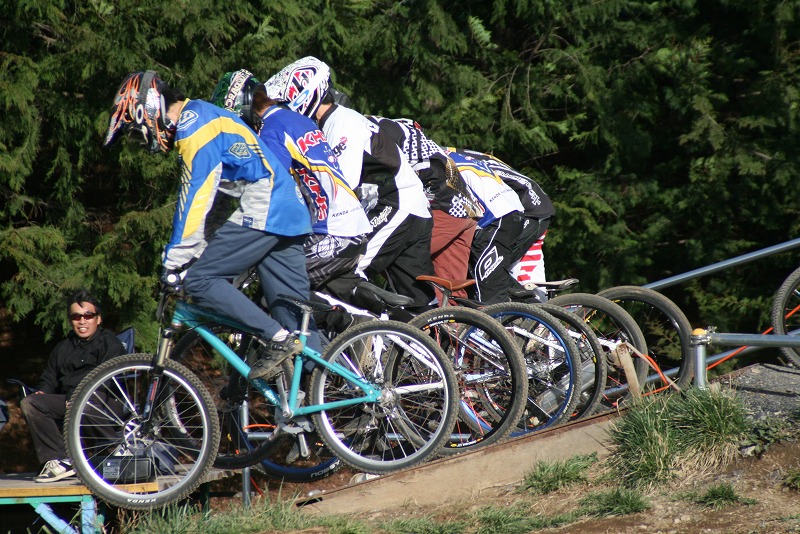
top-left (263, 57), bottom-right (331, 118)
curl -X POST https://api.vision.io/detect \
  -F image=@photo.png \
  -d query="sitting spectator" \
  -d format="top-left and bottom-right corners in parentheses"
top-left (21, 289), bottom-right (125, 482)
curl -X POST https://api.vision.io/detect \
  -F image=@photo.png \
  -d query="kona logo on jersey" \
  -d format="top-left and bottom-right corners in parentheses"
top-left (477, 247), bottom-right (503, 280)
top-left (297, 130), bottom-right (327, 154)
top-left (177, 110), bottom-right (198, 130)
top-left (228, 143), bottom-right (251, 159)
top-left (297, 169), bottom-right (329, 221)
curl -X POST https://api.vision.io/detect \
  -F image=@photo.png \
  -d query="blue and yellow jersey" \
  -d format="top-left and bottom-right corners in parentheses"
top-left (163, 99), bottom-right (311, 269)
top-left (259, 105), bottom-right (371, 237)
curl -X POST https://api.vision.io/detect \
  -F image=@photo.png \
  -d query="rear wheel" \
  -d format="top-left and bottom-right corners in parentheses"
top-left (534, 302), bottom-right (607, 419)
top-left (598, 286), bottom-right (694, 389)
top-left (771, 266), bottom-right (800, 368)
top-left (481, 303), bottom-right (583, 434)
top-left (548, 293), bottom-right (648, 411)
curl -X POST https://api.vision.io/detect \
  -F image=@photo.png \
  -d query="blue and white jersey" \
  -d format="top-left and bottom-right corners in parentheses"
top-left (456, 149), bottom-right (555, 220)
top-left (164, 99), bottom-right (311, 269)
top-left (259, 105), bottom-right (372, 237)
top-left (446, 149), bottom-right (523, 228)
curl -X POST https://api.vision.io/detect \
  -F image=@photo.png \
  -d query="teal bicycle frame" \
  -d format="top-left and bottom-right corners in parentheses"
top-left (167, 299), bottom-right (382, 418)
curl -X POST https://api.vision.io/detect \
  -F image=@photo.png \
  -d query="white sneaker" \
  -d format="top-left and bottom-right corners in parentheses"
top-left (34, 459), bottom-right (76, 483)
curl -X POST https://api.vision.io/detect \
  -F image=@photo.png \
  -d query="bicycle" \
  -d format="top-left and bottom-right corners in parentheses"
top-left (64, 288), bottom-right (459, 509)
top-left (771, 265), bottom-right (800, 368)
top-left (546, 292), bottom-right (648, 410)
top-left (414, 276), bottom-right (582, 440)
top-left (597, 286), bottom-right (694, 390)
top-left (318, 277), bottom-right (531, 455)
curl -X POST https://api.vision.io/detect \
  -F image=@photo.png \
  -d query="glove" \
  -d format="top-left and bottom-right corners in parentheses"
top-left (357, 183), bottom-right (379, 212)
top-left (160, 267), bottom-right (184, 291)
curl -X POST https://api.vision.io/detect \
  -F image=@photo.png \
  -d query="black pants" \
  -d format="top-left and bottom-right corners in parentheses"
top-left (21, 393), bottom-right (68, 464)
top-left (358, 206), bottom-right (436, 310)
top-left (469, 213), bottom-right (526, 304)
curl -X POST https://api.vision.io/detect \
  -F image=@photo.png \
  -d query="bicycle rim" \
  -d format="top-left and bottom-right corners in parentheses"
top-left (310, 320), bottom-right (458, 473)
top-left (598, 285), bottom-right (694, 389)
top-left (409, 307), bottom-right (527, 453)
top-left (771, 266), bottom-right (800, 367)
top-left (548, 293), bottom-right (648, 411)
top-left (481, 303), bottom-right (583, 435)
top-left (64, 354), bottom-right (220, 510)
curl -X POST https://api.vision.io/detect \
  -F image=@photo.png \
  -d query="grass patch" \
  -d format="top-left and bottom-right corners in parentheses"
top-left (473, 503), bottom-right (579, 533)
top-left (517, 453), bottom-right (598, 495)
top-left (783, 469), bottom-right (800, 491)
top-left (608, 386), bottom-right (750, 488)
top-left (118, 497), bottom-right (369, 533)
top-left (578, 487), bottom-right (650, 517)
top-left (683, 483), bottom-right (757, 509)
top-left (382, 516), bottom-right (466, 534)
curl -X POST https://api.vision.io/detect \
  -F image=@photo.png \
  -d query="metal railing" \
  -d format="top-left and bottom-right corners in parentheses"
top-left (641, 237), bottom-right (800, 389)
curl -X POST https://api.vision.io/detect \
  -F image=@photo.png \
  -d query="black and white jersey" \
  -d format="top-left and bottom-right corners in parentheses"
top-left (318, 105), bottom-right (430, 219)
top-left (369, 116), bottom-right (482, 219)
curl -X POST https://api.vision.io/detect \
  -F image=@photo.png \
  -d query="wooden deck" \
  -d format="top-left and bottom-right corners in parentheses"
top-left (0, 472), bottom-right (160, 502)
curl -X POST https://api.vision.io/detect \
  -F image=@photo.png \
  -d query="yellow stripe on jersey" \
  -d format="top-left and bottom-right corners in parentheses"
top-left (181, 115), bottom-right (277, 178)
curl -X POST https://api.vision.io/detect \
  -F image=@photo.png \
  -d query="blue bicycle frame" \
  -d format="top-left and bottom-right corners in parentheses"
top-left (168, 300), bottom-right (382, 417)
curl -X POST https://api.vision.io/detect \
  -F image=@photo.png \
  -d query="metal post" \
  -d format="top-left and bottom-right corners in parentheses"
top-left (691, 328), bottom-right (709, 390)
top-left (241, 399), bottom-right (251, 508)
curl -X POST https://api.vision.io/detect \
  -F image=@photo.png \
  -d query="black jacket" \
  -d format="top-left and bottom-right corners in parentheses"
top-left (35, 327), bottom-right (126, 399)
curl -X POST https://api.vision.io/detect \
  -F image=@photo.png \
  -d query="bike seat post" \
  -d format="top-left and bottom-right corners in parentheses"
top-left (298, 307), bottom-right (313, 341)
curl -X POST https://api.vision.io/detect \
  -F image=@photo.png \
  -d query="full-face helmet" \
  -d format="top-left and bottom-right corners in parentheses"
top-left (103, 70), bottom-right (176, 153)
top-left (210, 69), bottom-right (263, 132)
top-left (263, 57), bottom-right (331, 118)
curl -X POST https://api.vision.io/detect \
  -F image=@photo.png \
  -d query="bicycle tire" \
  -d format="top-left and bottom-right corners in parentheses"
top-left (770, 266), bottom-right (800, 367)
top-left (533, 302), bottom-right (607, 419)
top-left (548, 293), bottom-right (648, 410)
top-left (170, 327), bottom-right (341, 481)
top-left (310, 320), bottom-right (459, 473)
top-left (598, 285), bottom-right (694, 389)
top-left (480, 303), bottom-right (583, 433)
top-left (409, 306), bottom-right (528, 454)
top-left (64, 354), bottom-right (220, 510)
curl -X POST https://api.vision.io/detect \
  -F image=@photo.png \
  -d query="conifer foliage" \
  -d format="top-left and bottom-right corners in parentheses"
top-left (2, 0), bottom-right (800, 350)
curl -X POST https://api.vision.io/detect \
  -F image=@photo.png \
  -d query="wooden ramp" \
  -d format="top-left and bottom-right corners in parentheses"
top-left (296, 411), bottom-right (618, 515)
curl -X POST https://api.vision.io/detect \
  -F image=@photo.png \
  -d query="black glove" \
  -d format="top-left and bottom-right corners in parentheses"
top-left (160, 267), bottom-right (183, 291)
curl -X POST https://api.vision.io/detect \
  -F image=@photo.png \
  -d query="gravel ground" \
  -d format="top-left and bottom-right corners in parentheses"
top-left (719, 362), bottom-right (800, 424)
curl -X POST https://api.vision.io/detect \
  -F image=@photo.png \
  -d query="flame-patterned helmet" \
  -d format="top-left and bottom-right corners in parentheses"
top-left (263, 57), bottom-right (331, 118)
top-left (103, 70), bottom-right (176, 153)
top-left (210, 69), bottom-right (263, 132)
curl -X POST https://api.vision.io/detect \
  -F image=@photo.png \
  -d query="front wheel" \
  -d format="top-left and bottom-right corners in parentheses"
top-left (480, 303), bottom-right (583, 434)
top-left (310, 320), bottom-right (458, 474)
top-left (598, 286), bottom-right (694, 389)
top-left (409, 306), bottom-right (527, 454)
top-left (64, 354), bottom-right (220, 510)
top-left (548, 293), bottom-right (648, 411)
top-left (771, 266), bottom-right (800, 368)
